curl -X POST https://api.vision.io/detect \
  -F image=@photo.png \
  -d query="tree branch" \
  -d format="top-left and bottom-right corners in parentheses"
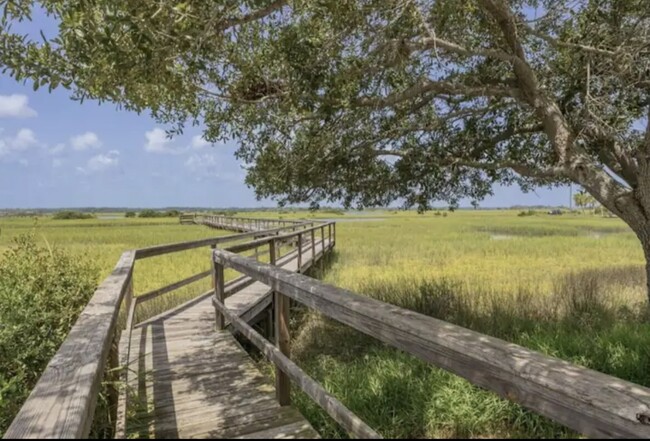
top-left (521, 23), bottom-right (618, 57)
top-left (355, 78), bottom-right (521, 108)
top-left (448, 158), bottom-right (566, 180)
top-left (215, 0), bottom-right (287, 31)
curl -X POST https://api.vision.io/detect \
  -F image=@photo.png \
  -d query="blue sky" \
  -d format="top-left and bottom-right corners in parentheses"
top-left (0, 10), bottom-right (572, 210)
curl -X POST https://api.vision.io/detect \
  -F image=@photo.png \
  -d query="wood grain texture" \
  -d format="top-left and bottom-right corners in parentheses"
top-left (214, 247), bottom-right (650, 439)
top-left (5, 217), bottom-right (333, 440)
top-left (5, 251), bottom-right (135, 439)
top-left (213, 296), bottom-right (381, 439)
top-left (121, 235), bottom-right (332, 439)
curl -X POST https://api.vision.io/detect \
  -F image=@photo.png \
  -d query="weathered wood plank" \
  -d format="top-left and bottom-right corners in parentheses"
top-left (213, 297), bottom-right (381, 439)
top-left (136, 269), bottom-right (211, 304)
top-left (5, 251), bottom-right (135, 439)
top-left (214, 249), bottom-right (650, 439)
top-left (135, 223), bottom-right (312, 260)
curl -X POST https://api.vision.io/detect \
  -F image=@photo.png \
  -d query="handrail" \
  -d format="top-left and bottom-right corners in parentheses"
top-left (5, 216), bottom-right (331, 439)
top-left (135, 221), bottom-right (313, 259)
top-left (224, 221), bottom-right (336, 254)
top-left (190, 213), bottom-right (307, 224)
top-left (5, 251), bottom-right (135, 439)
top-left (212, 295), bottom-right (381, 439)
top-left (213, 249), bottom-right (650, 439)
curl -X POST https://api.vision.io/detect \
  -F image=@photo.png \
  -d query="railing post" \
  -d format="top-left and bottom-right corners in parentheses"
top-left (108, 331), bottom-right (120, 426)
top-left (297, 233), bottom-right (303, 273)
top-left (270, 238), bottom-right (291, 405)
top-left (333, 222), bottom-right (336, 246)
top-left (311, 228), bottom-right (316, 261)
top-left (320, 226), bottom-right (325, 270)
top-left (212, 246), bottom-right (225, 330)
top-left (124, 276), bottom-right (133, 330)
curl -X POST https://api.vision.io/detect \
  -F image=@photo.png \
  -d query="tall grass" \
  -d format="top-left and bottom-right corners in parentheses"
top-left (289, 267), bottom-right (650, 438)
top-left (1, 210), bottom-right (647, 438)
top-left (283, 212), bottom-right (648, 438)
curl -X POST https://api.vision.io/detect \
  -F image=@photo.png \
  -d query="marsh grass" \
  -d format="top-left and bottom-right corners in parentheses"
top-left (289, 267), bottom-right (650, 438)
top-left (1, 211), bottom-right (648, 438)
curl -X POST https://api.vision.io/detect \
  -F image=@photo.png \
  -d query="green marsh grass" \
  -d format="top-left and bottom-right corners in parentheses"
top-left (1, 210), bottom-right (648, 438)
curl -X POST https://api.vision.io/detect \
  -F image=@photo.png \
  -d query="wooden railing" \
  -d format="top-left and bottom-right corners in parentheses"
top-left (213, 243), bottom-right (650, 439)
top-left (10, 213), bottom-right (650, 439)
top-left (3, 217), bottom-right (320, 439)
top-left (180, 212), bottom-right (305, 231)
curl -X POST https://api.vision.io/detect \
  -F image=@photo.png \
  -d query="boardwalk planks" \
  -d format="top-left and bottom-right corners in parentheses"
top-left (214, 249), bottom-right (650, 439)
top-left (5, 251), bottom-right (135, 439)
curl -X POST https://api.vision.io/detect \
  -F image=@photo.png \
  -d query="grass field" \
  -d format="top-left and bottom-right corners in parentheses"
top-left (1, 209), bottom-right (648, 438)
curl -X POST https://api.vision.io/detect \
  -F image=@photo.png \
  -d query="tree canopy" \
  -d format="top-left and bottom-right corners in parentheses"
top-left (1, 1), bottom-right (649, 228)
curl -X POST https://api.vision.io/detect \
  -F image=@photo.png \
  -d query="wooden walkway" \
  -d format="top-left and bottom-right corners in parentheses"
top-left (123, 236), bottom-right (332, 439)
top-left (11, 216), bottom-right (650, 440)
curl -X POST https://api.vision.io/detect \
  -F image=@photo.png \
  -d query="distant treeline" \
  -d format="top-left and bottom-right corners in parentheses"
top-left (52, 211), bottom-right (95, 220)
top-left (136, 209), bottom-right (181, 218)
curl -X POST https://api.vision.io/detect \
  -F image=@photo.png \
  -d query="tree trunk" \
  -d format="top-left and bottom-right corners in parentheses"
top-left (642, 241), bottom-right (650, 306)
top-left (634, 228), bottom-right (650, 306)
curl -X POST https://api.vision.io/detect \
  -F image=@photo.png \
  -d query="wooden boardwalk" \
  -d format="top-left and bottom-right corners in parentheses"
top-left (11, 216), bottom-right (650, 440)
top-left (123, 236), bottom-right (332, 439)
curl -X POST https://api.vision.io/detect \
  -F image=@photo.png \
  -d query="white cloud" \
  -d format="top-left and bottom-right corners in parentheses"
top-left (48, 143), bottom-right (65, 155)
top-left (0, 128), bottom-right (39, 157)
top-left (77, 150), bottom-right (119, 174)
top-left (70, 131), bottom-right (102, 150)
top-left (11, 128), bottom-right (37, 150)
top-left (185, 153), bottom-right (218, 171)
top-left (185, 152), bottom-right (244, 182)
top-left (52, 158), bottom-right (64, 168)
top-left (191, 135), bottom-right (211, 149)
top-left (144, 128), bottom-right (177, 153)
top-left (0, 94), bottom-right (37, 118)
top-left (145, 128), bottom-right (215, 154)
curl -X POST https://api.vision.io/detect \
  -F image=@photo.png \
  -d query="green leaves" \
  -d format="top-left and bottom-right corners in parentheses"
top-left (0, 0), bottom-right (648, 211)
top-left (0, 234), bottom-right (98, 435)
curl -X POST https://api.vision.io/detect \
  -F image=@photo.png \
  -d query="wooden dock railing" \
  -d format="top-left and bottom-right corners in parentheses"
top-left (180, 212), bottom-right (305, 231)
top-left (3, 217), bottom-right (316, 439)
top-left (6, 215), bottom-right (650, 439)
top-left (213, 243), bottom-right (650, 439)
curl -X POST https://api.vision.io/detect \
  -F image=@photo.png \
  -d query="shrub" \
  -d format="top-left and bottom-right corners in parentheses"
top-left (0, 234), bottom-right (99, 435)
top-left (517, 210), bottom-right (536, 217)
top-left (125, 211), bottom-right (136, 218)
top-left (52, 210), bottom-right (95, 220)
top-left (138, 209), bottom-right (159, 218)
top-left (138, 209), bottom-right (181, 218)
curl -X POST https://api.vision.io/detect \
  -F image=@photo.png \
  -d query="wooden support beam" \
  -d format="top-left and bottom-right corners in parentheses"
top-left (297, 233), bottom-right (303, 272)
top-left (213, 259), bottom-right (225, 331)
top-left (211, 296), bottom-right (380, 439)
top-left (213, 246), bottom-right (650, 439)
top-left (270, 239), bottom-right (291, 406)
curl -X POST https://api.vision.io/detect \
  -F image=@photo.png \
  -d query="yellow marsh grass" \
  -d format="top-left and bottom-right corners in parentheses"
top-left (1, 210), bottom-right (647, 438)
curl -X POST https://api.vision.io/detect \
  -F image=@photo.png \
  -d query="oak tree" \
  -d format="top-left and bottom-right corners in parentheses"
top-left (2, 0), bottom-right (650, 296)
